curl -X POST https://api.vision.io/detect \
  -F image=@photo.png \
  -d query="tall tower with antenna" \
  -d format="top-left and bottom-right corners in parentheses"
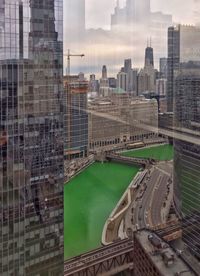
top-left (145, 38), bottom-right (154, 67)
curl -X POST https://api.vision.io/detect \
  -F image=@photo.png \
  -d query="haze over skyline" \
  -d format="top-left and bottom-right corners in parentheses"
top-left (64, 0), bottom-right (200, 77)
top-left (85, 0), bottom-right (199, 29)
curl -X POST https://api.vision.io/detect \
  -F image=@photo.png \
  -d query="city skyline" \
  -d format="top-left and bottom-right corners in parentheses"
top-left (64, 0), bottom-right (200, 77)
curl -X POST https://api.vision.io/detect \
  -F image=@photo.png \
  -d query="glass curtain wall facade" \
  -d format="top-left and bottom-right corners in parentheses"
top-left (173, 25), bottom-right (200, 258)
top-left (0, 0), bottom-right (64, 275)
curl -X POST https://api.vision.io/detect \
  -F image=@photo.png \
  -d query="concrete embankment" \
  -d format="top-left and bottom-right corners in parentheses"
top-left (102, 170), bottom-right (148, 245)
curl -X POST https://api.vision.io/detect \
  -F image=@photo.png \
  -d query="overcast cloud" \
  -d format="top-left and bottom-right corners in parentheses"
top-left (85, 0), bottom-right (198, 29)
top-left (64, 0), bottom-right (200, 77)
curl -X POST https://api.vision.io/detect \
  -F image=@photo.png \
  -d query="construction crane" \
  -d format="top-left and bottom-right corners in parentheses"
top-left (64, 49), bottom-right (85, 76)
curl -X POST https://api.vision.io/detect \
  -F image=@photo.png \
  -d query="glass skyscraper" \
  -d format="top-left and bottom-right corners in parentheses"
top-left (0, 0), bottom-right (64, 275)
top-left (173, 25), bottom-right (200, 258)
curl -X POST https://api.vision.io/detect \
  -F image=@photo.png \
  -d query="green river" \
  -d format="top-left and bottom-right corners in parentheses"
top-left (64, 162), bottom-right (139, 259)
top-left (64, 144), bottom-right (174, 259)
top-left (122, 144), bottom-right (174, 161)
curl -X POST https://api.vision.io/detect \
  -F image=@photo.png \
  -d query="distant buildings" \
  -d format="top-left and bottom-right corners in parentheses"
top-left (138, 46), bottom-right (156, 95)
top-left (117, 71), bottom-right (128, 92)
top-left (111, 0), bottom-right (172, 67)
top-left (100, 65), bottom-right (110, 96)
top-left (160, 57), bottom-right (168, 78)
top-left (116, 59), bottom-right (138, 94)
top-left (156, 79), bottom-right (167, 97)
top-left (108, 77), bottom-right (117, 88)
top-left (88, 74), bottom-right (99, 94)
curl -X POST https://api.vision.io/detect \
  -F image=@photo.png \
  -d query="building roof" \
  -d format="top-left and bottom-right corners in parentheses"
top-left (135, 230), bottom-right (195, 276)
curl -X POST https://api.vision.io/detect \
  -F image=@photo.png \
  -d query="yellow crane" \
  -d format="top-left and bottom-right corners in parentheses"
top-left (64, 49), bottom-right (85, 76)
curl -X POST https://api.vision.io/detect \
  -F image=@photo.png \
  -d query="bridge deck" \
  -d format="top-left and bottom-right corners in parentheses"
top-left (64, 239), bottom-right (133, 276)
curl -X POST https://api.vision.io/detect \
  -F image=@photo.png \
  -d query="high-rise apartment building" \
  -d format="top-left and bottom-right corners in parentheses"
top-left (167, 25), bottom-right (200, 112)
top-left (0, 1), bottom-right (64, 275)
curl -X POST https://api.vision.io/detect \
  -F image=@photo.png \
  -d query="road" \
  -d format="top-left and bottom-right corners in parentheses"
top-left (125, 161), bottom-right (173, 232)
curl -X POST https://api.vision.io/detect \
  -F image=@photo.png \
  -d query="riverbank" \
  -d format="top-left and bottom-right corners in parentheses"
top-left (64, 162), bottom-right (139, 259)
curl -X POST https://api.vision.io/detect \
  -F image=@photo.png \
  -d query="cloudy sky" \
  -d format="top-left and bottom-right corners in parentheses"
top-left (85, 0), bottom-right (199, 29)
top-left (64, 0), bottom-right (200, 76)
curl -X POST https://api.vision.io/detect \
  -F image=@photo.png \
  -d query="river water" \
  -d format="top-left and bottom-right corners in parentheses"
top-left (64, 162), bottom-right (139, 259)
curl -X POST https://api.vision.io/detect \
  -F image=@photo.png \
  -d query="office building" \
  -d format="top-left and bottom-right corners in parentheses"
top-left (108, 77), bottom-right (117, 88)
top-left (123, 59), bottom-right (137, 93)
top-left (0, 0), bottom-right (64, 275)
top-left (117, 71), bottom-right (128, 92)
top-left (88, 94), bottom-right (158, 150)
top-left (89, 74), bottom-right (99, 93)
top-left (64, 74), bottom-right (88, 160)
top-left (124, 59), bottom-right (132, 74)
top-left (129, 69), bottom-right (138, 95)
top-left (160, 57), bottom-right (168, 78)
top-left (156, 79), bottom-right (167, 96)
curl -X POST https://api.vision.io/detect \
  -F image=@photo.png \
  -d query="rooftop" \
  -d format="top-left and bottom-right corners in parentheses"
top-left (135, 230), bottom-right (195, 276)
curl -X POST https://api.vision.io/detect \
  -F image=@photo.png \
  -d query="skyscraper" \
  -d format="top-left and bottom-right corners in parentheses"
top-left (174, 62), bottom-right (200, 214)
top-left (0, 1), bottom-right (64, 275)
top-left (167, 25), bottom-right (200, 112)
top-left (167, 26), bottom-right (180, 112)
top-left (117, 71), bottom-right (128, 92)
top-left (159, 57), bottom-right (168, 78)
top-left (145, 46), bottom-right (154, 67)
top-left (100, 65), bottom-right (109, 96)
top-left (138, 46), bottom-right (155, 95)
top-left (102, 65), bottom-right (108, 79)
top-left (124, 59), bottom-right (133, 93)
